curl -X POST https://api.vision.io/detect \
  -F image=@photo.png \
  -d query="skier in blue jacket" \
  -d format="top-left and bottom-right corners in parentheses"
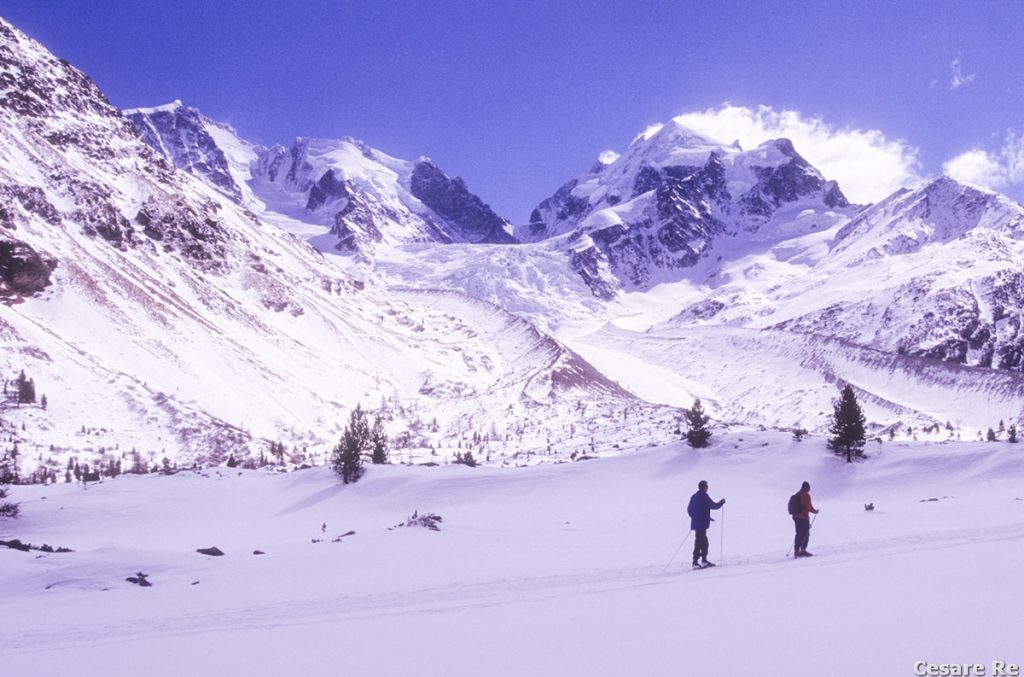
top-left (687, 479), bottom-right (726, 568)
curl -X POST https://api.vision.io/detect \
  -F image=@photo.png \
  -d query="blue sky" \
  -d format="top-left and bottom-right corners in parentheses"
top-left (3, 0), bottom-right (1024, 221)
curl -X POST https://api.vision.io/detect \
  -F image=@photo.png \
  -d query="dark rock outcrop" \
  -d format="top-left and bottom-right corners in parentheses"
top-left (135, 197), bottom-right (227, 268)
top-left (126, 572), bottom-right (152, 587)
top-left (410, 161), bottom-right (515, 244)
top-left (0, 235), bottom-right (56, 301)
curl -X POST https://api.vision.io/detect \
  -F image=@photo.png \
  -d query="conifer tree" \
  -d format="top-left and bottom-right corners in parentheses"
top-left (369, 413), bottom-right (389, 464)
top-left (270, 441), bottom-right (285, 464)
top-left (827, 385), bottom-right (867, 463)
top-left (332, 404), bottom-right (368, 483)
top-left (684, 399), bottom-right (712, 448)
top-left (15, 371), bottom-right (35, 405)
top-left (1007, 424), bottom-right (1018, 444)
top-left (0, 451), bottom-right (18, 518)
top-left (987, 427), bottom-right (997, 442)
top-left (0, 484), bottom-right (16, 518)
top-left (453, 450), bottom-right (477, 467)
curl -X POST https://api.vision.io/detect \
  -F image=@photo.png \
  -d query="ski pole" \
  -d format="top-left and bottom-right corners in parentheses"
top-left (719, 506), bottom-right (725, 564)
top-left (663, 531), bottom-right (693, 572)
top-left (787, 513), bottom-right (819, 557)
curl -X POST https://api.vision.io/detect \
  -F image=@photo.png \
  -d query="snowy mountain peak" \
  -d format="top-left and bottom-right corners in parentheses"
top-left (831, 175), bottom-right (1024, 259)
top-left (521, 116), bottom-right (852, 293)
top-left (127, 105), bottom-right (516, 256)
top-left (125, 99), bottom-right (185, 115)
top-left (247, 135), bottom-right (516, 254)
top-left (628, 118), bottom-right (722, 158)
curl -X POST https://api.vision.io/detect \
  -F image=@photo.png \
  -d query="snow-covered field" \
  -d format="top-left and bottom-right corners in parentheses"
top-left (3, 432), bottom-right (1022, 676)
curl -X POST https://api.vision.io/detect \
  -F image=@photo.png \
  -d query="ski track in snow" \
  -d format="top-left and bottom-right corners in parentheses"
top-left (10, 520), bottom-right (1024, 656)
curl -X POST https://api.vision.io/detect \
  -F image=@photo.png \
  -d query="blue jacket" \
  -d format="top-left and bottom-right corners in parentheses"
top-left (687, 490), bottom-right (725, 531)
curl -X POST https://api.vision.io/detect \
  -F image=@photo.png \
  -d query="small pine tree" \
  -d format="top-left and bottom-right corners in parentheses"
top-left (827, 385), bottom-right (867, 463)
top-left (40, 394), bottom-right (48, 410)
top-left (0, 485), bottom-right (16, 518)
top-left (369, 413), bottom-right (389, 464)
top-left (0, 450), bottom-right (17, 485)
top-left (792, 428), bottom-right (808, 442)
top-left (1007, 424), bottom-right (1018, 444)
top-left (270, 441), bottom-right (285, 464)
top-left (0, 451), bottom-right (18, 518)
top-left (453, 450), bottom-right (477, 467)
top-left (987, 427), bottom-right (997, 442)
top-left (684, 399), bottom-right (712, 448)
top-left (331, 404), bottom-right (368, 484)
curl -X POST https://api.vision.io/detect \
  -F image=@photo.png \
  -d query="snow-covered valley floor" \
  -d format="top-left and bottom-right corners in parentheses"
top-left (3, 432), bottom-right (1023, 676)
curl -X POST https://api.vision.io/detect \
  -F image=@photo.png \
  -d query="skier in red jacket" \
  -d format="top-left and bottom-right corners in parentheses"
top-left (793, 481), bottom-right (819, 557)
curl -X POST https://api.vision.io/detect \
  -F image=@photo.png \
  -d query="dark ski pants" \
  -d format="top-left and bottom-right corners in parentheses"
top-left (794, 517), bottom-right (810, 552)
top-left (693, 529), bottom-right (709, 563)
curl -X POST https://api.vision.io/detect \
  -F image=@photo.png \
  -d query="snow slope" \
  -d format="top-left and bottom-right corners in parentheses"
top-left (3, 432), bottom-right (1022, 676)
top-left (572, 324), bottom-right (1024, 437)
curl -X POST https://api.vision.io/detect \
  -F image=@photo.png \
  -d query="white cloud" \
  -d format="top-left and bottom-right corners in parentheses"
top-left (943, 149), bottom-right (1005, 189)
top-left (672, 104), bottom-right (921, 203)
top-left (943, 131), bottom-right (1024, 191)
top-left (950, 55), bottom-right (976, 90)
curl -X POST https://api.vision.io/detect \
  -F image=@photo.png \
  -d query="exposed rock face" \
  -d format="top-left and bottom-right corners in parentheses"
top-left (409, 161), bottom-right (515, 244)
top-left (134, 197), bottom-right (227, 268)
top-left (0, 185), bottom-right (62, 229)
top-left (0, 236), bottom-right (56, 301)
top-left (0, 16), bottom-right (230, 270)
top-left (126, 102), bottom-right (243, 202)
top-left (529, 179), bottom-right (587, 239)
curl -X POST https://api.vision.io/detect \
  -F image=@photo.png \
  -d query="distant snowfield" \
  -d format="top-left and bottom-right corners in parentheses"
top-left (3, 432), bottom-right (1023, 676)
